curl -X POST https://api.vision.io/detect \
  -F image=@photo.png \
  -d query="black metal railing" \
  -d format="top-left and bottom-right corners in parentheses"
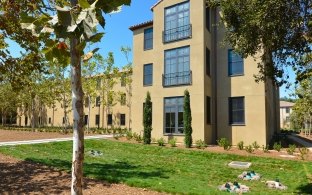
top-left (163, 70), bottom-right (192, 87)
top-left (163, 24), bottom-right (192, 43)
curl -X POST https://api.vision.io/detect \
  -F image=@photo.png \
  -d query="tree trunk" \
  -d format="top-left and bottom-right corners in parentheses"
top-left (31, 95), bottom-right (35, 130)
top-left (52, 103), bottom-right (55, 126)
top-left (69, 21), bottom-right (84, 195)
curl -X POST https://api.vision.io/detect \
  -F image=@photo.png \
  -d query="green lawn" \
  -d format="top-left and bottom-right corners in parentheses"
top-left (0, 140), bottom-right (311, 195)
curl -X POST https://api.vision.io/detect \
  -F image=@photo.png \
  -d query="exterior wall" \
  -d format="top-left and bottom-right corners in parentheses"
top-left (18, 77), bottom-right (131, 129)
top-left (280, 106), bottom-right (293, 129)
top-left (132, 0), bottom-right (206, 143)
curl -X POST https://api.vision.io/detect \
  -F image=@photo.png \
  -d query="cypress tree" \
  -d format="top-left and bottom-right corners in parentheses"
top-left (184, 89), bottom-right (192, 148)
top-left (143, 91), bottom-right (152, 144)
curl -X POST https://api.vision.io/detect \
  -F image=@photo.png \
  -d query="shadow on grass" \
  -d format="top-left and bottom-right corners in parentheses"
top-left (24, 157), bottom-right (169, 185)
top-left (296, 183), bottom-right (312, 195)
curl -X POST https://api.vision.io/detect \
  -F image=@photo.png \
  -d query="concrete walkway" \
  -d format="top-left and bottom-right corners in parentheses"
top-left (0, 135), bottom-right (113, 146)
top-left (287, 134), bottom-right (312, 151)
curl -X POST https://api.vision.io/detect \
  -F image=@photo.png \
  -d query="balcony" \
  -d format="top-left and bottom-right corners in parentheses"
top-left (163, 71), bottom-right (192, 87)
top-left (163, 24), bottom-right (192, 43)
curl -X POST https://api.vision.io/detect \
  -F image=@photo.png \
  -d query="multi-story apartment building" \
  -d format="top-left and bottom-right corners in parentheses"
top-left (280, 101), bottom-right (294, 129)
top-left (130, 0), bottom-right (279, 145)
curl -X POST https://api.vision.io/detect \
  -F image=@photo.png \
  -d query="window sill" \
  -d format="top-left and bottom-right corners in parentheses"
top-left (144, 48), bottom-right (153, 51)
top-left (163, 133), bottom-right (184, 136)
top-left (229, 123), bottom-right (246, 126)
top-left (143, 84), bottom-right (153, 87)
top-left (228, 74), bottom-right (244, 77)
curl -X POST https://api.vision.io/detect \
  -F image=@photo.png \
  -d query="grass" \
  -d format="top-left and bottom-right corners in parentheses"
top-left (0, 140), bottom-right (311, 195)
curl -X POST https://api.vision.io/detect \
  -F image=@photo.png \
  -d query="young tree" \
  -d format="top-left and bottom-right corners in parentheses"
top-left (184, 89), bottom-right (192, 148)
top-left (206, 0), bottom-right (312, 85)
top-left (143, 91), bottom-right (152, 144)
top-left (0, 0), bottom-right (131, 194)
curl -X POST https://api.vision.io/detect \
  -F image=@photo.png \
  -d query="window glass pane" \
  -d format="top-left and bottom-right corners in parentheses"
top-left (143, 64), bottom-right (153, 85)
top-left (229, 97), bottom-right (245, 124)
top-left (164, 97), bottom-right (184, 134)
top-left (229, 50), bottom-right (244, 75)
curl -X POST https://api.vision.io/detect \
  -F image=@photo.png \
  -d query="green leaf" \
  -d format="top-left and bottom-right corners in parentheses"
top-left (78, 0), bottom-right (91, 9)
top-left (89, 33), bottom-right (104, 43)
top-left (20, 12), bottom-right (36, 23)
top-left (76, 41), bottom-right (86, 52)
top-left (96, 10), bottom-right (105, 28)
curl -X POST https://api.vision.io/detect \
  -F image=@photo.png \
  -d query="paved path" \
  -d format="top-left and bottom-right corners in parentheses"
top-left (0, 135), bottom-right (113, 146)
top-left (287, 134), bottom-right (312, 151)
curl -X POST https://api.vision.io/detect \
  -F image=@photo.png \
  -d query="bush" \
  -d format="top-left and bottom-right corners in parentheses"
top-left (237, 141), bottom-right (244, 150)
top-left (252, 141), bottom-right (260, 150)
top-left (262, 145), bottom-right (270, 153)
top-left (273, 142), bottom-right (282, 152)
top-left (184, 90), bottom-right (193, 148)
top-left (143, 92), bottom-right (152, 144)
top-left (126, 131), bottom-right (133, 140)
top-left (133, 132), bottom-right (142, 143)
top-left (168, 138), bottom-right (177, 147)
top-left (157, 138), bottom-right (165, 146)
top-left (195, 139), bottom-right (207, 149)
top-left (245, 145), bottom-right (254, 153)
top-left (286, 144), bottom-right (296, 155)
top-left (299, 147), bottom-right (309, 160)
top-left (217, 138), bottom-right (231, 150)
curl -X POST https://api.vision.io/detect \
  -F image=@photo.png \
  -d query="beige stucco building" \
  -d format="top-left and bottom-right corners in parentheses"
top-left (280, 101), bottom-right (294, 129)
top-left (129, 0), bottom-right (279, 145)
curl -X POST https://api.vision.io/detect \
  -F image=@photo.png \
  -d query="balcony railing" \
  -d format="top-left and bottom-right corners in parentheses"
top-left (163, 70), bottom-right (192, 87)
top-left (163, 24), bottom-right (192, 43)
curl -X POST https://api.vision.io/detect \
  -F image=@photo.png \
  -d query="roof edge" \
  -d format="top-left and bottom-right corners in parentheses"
top-left (129, 20), bottom-right (153, 31)
top-left (150, 0), bottom-right (163, 11)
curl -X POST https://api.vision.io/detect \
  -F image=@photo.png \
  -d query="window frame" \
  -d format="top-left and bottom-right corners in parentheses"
top-left (95, 114), bottom-right (100, 125)
top-left (120, 114), bottom-right (126, 126)
top-left (120, 93), bottom-right (126, 106)
top-left (206, 6), bottom-right (210, 31)
top-left (107, 114), bottom-right (112, 125)
top-left (95, 96), bottom-right (101, 107)
top-left (144, 27), bottom-right (153, 50)
top-left (164, 96), bottom-right (184, 135)
top-left (228, 49), bottom-right (244, 76)
top-left (206, 96), bottom-right (211, 124)
top-left (229, 97), bottom-right (245, 125)
top-left (143, 63), bottom-right (153, 86)
top-left (206, 47), bottom-right (211, 76)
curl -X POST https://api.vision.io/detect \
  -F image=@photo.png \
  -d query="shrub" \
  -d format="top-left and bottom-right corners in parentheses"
top-left (195, 139), bottom-right (207, 149)
top-left (217, 138), bottom-right (231, 150)
top-left (245, 145), bottom-right (254, 153)
top-left (157, 138), bottom-right (165, 146)
top-left (126, 131), bottom-right (133, 140)
top-left (237, 141), bottom-right (244, 150)
top-left (286, 144), bottom-right (296, 155)
top-left (262, 145), bottom-right (270, 153)
top-left (184, 90), bottom-right (193, 148)
top-left (143, 92), bottom-right (152, 144)
top-left (168, 138), bottom-right (177, 147)
top-left (252, 141), bottom-right (260, 150)
top-left (299, 147), bottom-right (309, 160)
top-left (133, 132), bottom-right (142, 143)
top-left (273, 142), bottom-right (282, 152)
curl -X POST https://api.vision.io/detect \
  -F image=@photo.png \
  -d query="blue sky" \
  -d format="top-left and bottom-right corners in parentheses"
top-left (6, 0), bottom-right (294, 97)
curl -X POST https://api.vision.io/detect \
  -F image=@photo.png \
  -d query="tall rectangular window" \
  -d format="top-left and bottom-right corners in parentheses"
top-left (164, 46), bottom-right (190, 86)
top-left (206, 47), bottom-right (210, 76)
top-left (120, 93), bottom-right (126, 106)
top-left (228, 49), bottom-right (244, 76)
top-left (286, 108), bottom-right (290, 113)
top-left (143, 64), bottom-right (153, 86)
top-left (144, 28), bottom-right (153, 50)
top-left (25, 117), bottom-right (28, 126)
top-left (120, 75), bottom-right (126, 87)
top-left (85, 97), bottom-right (89, 108)
top-left (229, 97), bottom-right (245, 125)
top-left (95, 114), bottom-right (100, 125)
top-left (107, 114), bottom-right (112, 125)
top-left (48, 117), bottom-right (51, 124)
top-left (84, 115), bottom-right (88, 125)
top-left (164, 1), bottom-right (191, 42)
top-left (206, 96), bottom-right (211, 124)
top-left (206, 6), bottom-right (210, 31)
top-left (120, 114), bottom-right (126, 126)
top-left (164, 97), bottom-right (184, 134)
top-left (96, 96), bottom-right (100, 107)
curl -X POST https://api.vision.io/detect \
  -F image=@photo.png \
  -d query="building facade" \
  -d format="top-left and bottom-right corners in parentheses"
top-left (280, 101), bottom-right (294, 129)
top-left (130, 0), bottom-right (279, 145)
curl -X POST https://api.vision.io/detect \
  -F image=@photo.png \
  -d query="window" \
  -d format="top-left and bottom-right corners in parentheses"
top-left (143, 64), bottom-right (153, 86)
top-left (164, 1), bottom-right (191, 43)
top-left (286, 116), bottom-right (290, 122)
top-left (143, 102), bottom-right (153, 124)
top-left (206, 47), bottom-right (210, 76)
top-left (164, 46), bottom-right (191, 86)
top-left (144, 28), bottom-right (153, 50)
top-left (84, 115), bottom-right (88, 125)
top-left (120, 114), bottom-right (126, 126)
top-left (228, 50), bottom-right (244, 76)
top-left (206, 96), bottom-right (211, 124)
top-left (286, 107), bottom-right (290, 113)
top-left (164, 97), bottom-right (184, 134)
top-left (206, 6), bottom-right (210, 31)
top-left (107, 114), bottom-right (112, 125)
top-left (120, 93), bottom-right (126, 106)
top-left (38, 117), bottom-right (41, 125)
top-left (229, 97), bottom-right (245, 125)
top-left (96, 96), bottom-right (100, 107)
top-left (62, 117), bottom-right (65, 124)
top-left (95, 114), bottom-right (100, 125)
top-left (96, 78), bottom-right (101, 89)
top-left (120, 75), bottom-right (126, 87)
top-left (48, 117), bottom-right (51, 124)
top-left (25, 117), bottom-right (28, 126)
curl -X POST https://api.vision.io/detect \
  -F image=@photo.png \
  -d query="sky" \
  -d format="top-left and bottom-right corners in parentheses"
top-left (6, 0), bottom-right (294, 98)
